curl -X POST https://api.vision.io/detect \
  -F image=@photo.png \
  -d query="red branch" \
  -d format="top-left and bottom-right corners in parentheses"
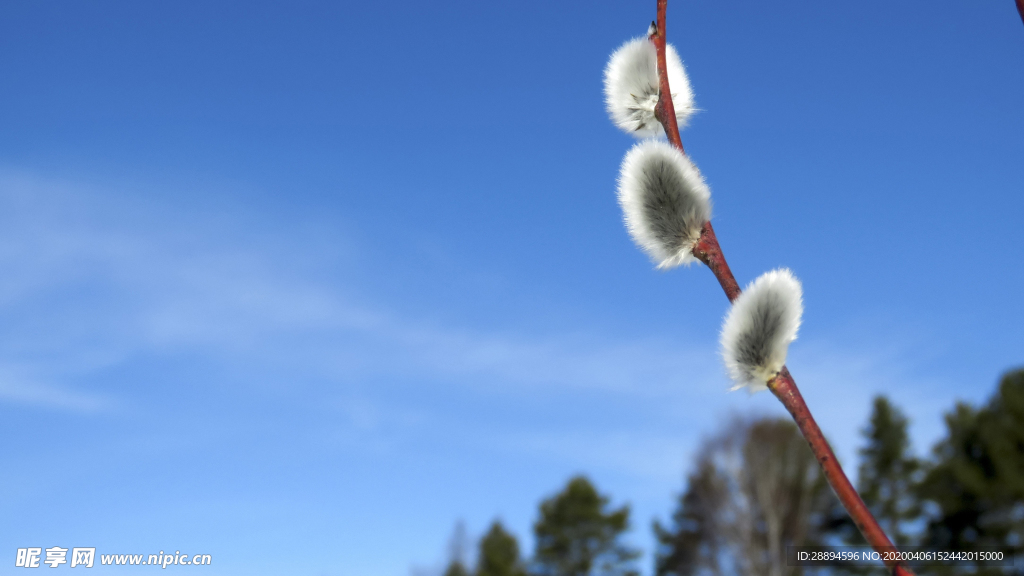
top-left (769, 369), bottom-right (912, 576)
top-left (648, 0), bottom-right (684, 152)
top-left (691, 221), bottom-right (741, 302)
top-left (1017, 0), bottom-right (1024, 27)
top-left (649, 2), bottom-right (914, 574)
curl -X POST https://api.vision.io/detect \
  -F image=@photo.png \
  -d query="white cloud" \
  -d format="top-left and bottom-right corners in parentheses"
top-left (0, 365), bottom-right (111, 412)
top-left (0, 168), bottom-right (962, 473)
top-left (0, 169), bottom-right (726, 410)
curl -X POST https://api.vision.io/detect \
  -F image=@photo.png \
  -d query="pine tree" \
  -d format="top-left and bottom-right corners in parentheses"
top-left (532, 476), bottom-right (639, 576)
top-left (444, 521), bottom-right (472, 576)
top-left (444, 561), bottom-right (471, 576)
top-left (856, 396), bottom-right (921, 546)
top-left (918, 368), bottom-right (1024, 573)
top-left (653, 451), bottom-right (727, 576)
top-left (476, 521), bottom-right (526, 576)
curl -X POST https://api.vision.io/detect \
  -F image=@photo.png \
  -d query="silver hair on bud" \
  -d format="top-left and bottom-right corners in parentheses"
top-left (720, 269), bottom-right (804, 391)
top-left (617, 140), bottom-right (712, 269)
top-left (603, 36), bottom-right (695, 138)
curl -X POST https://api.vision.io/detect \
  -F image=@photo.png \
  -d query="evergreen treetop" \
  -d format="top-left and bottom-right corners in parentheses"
top-left (532, 476), bottom-right (639, 576)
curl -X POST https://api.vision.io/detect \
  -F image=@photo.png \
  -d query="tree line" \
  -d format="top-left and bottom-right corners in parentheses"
top-left (438, 368), bottom-right (1023, 576)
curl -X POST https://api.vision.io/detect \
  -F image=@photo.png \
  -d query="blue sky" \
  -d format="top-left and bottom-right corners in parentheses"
top-left (1, 1), bottom-right (1022, 574)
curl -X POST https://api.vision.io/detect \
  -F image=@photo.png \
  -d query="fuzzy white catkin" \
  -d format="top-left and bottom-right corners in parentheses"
top-left (617, 140), bottom-right (712, 268)
top-left (604, 36), bottom-right (695, 138)
top-left (720, 269), bottom-right (804, 391)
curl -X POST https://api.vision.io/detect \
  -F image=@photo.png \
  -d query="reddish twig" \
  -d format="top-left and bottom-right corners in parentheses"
top-left (648, 0), bottom-right (684, 152)
top-left (649, 2), bottom-right (915, 574)
top-left (1017, 0), bottom-right (1024, 27)
top-left (691, 221), bottom-right (741, 302)
top-left (768, 369), bottom-right (912, 576)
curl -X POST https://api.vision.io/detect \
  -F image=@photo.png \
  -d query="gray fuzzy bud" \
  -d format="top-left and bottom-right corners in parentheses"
top-left (720, 269), bottom-right (804, 391)
top-left (617, 140), bottom-right (712, 269)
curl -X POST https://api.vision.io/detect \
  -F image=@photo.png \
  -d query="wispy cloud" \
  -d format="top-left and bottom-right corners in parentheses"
top-left (0, 366), bottom-right (111, 412)
top-left (0, 169), bottom-right (725, 410)
top-left (0, 168), bottom-right (958, 470)
top-left (0, 169), bottom-right (975, 576)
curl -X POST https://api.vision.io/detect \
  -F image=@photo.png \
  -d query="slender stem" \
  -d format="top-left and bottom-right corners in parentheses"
top-left (650, 2), bottom-right (915, 574)
top-left (691, 221), bottom-right (741, 302)
top-left (769, 369), bottom-right (912, 576)
top-left (649, 0), bottom-right (684, 152)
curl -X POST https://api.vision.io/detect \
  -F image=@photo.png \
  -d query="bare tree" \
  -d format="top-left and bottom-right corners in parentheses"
top-left (656, 416), bottom-right (838, 576)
